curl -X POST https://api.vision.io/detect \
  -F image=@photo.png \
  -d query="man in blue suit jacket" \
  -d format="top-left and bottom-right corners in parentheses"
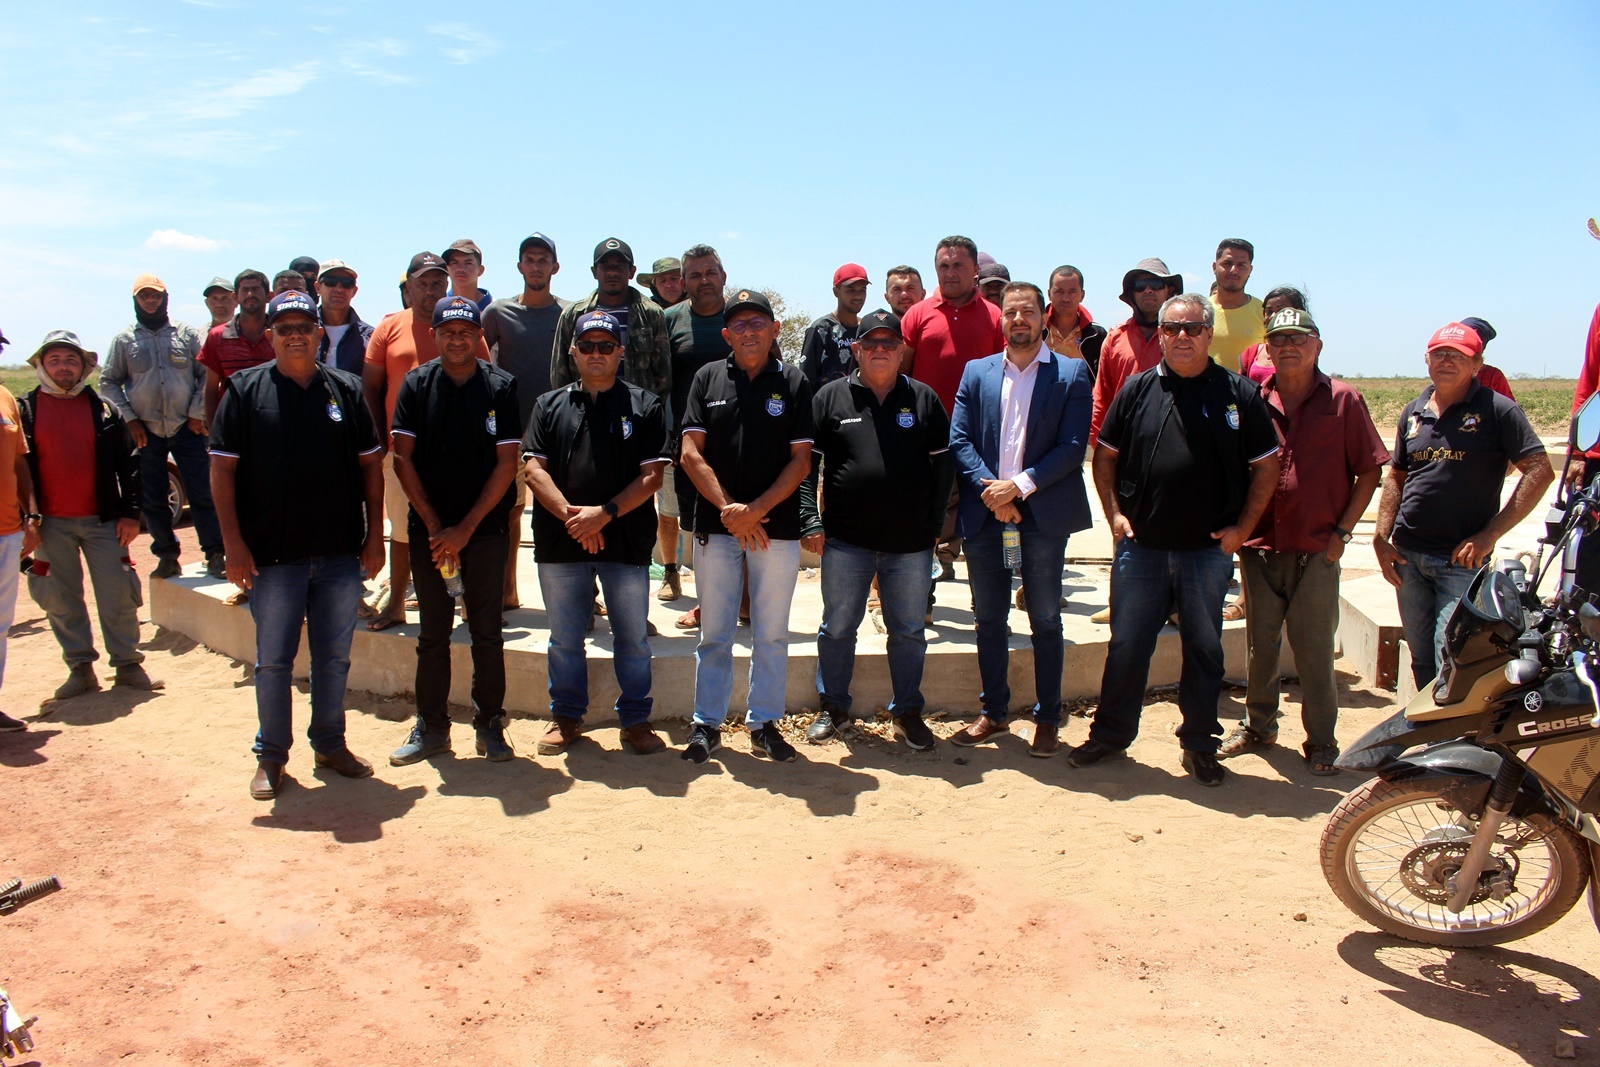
top-left (947, 281), bottom-right (1093, 757)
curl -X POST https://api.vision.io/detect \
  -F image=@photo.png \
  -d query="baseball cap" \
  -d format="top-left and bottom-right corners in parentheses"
top-left (574, 310), bottom-right (623, 341)
top-left (28, 329), bottom-right (98, 368)
top-left (443, 238), bottom-right (483, 262)
top-left (977, 252), bottom-right (997, 269)
top-left (855, 309), bottom-right (903, 341)
top-left (289, 256), bottom-right (320, 275)
top-left (724, 288), bottom-right (775, 321)
top-left (431, 295), bottom-right (483, 329)
top-left (203, 276), bottom-right (234, 296)
top-left (265, 291), bottom-right (320, 326)
top-left (977, 263), bottom-right (1011, 284)
top-left (131, 273), bottom-right (167, 295)
top-left (1265, 307), bottom-right (1318, 336)
top-left (832, 262), bottom-right (869, 287)
top-left (519, 232), bottom-right (558, 259)
top-left (592, 237), bottom-right (635, 266)
top-left (317, 259), bottom-right (357, 280)
top-left (639, 256), bottom-right (682, 286)
top-left (407, 251), bottom-right (448, 279)
top-left (1426, 322), bottom-right (1484, 359)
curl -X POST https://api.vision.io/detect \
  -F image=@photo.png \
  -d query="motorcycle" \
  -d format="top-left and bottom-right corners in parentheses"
top-left (1319, 397), bottom-right (1600, 946)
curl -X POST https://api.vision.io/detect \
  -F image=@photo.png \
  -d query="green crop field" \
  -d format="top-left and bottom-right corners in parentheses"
top-left (1339, 376), bottom-right (1577, 439)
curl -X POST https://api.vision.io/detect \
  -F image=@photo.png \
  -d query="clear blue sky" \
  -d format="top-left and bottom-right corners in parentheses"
top-left (1, 1), bottom-right (1596, 378)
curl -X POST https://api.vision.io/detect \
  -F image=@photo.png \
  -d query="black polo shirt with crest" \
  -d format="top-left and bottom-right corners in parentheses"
top-left (390, 359), bottom-right (522, 536)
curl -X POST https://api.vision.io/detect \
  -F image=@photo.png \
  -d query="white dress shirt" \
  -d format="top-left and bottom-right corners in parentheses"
top-left (998, 343), bottom-right (1051, 498)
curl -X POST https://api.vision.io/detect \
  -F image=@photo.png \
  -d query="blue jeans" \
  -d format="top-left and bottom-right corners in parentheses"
top-left (693, 534), bottom-right (799, 728)
top-left (1092, 539), bottom-right (1233, 753)
top-left (140, 425), bottom-right (222, 559)
top-left (964, 515), bottom-right (1068, 724)
top-left (1395, 545), bottom-right (1476, 689)
top-left (815, 538), bottom-right (932, 717)
top-left (249, 554), bottom-right (364, 763)
top-left (539, 561), bottom-right (653, 727)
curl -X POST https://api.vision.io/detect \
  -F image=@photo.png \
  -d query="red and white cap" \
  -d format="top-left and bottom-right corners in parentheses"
top-left (1425, 322), bottom-right (1484, 358)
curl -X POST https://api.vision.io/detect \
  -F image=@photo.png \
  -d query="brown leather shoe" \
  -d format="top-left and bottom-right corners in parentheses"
top-left (1030, 721), bottom-right (1060, 758)
top-left (314, 747), bottom-right (374, 778)
top-left (620, 722), bottom-right (666, 755)
top-left (950, 715), bottom-right (1007, 747)
top-left (537, 715), bottom-right (584, 755)
top-left (250, 760), bottom-right (284, 800)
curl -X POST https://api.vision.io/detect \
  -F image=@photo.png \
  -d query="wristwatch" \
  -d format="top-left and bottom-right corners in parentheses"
top-left (1333, 526), bottom-right (1353, 544)
top-left (601, 500), bottom-right (619, 519)
top-left (21, 513), bottom-right (41, 524)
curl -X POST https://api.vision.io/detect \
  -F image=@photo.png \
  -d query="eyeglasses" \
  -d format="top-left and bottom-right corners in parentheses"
top-left (576, 340), bottom-right (617, 355)
top-left (271, 322), bottom-right (317, 337)
top-left (727, 319), bottom-right (771, 335)
top-left (1158, 322), bottom-right (1208, 337)
top-left (857, 338), bottom-right (900, 352)
top-left (1267, 332), bottom-right (1315, 347)
top-left (1427, 348), bottom-right (1477, 364)
top-left (319, 276), bottom-right (355, 289)
top-left (1131, 278), bottom-right (1170, 294)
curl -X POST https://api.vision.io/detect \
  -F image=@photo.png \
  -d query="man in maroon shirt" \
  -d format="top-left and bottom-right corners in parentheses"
top-left (902, 236), bottom-right (1004, 584)
top-left (1220, 309), bottom-right (1389, 774)
top-left (18, 331), bottom-right (160, 703)
top-left (199, 269), bottom-right (273, 425)
top-left (1090, 258), bottom-right (1180, 445)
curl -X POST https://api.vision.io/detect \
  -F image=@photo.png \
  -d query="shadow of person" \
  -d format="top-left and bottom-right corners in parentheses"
top-left (250, 773), bottom-right (427, 843)
top-left (1337, 932), bottom-right (1599, 1064)
top-left (714, 730), bottom-right (881, 817)
top-left (0, 728), bottom-right (61, 767)
top-left (430, 747), bottom-right (575, 817)
top-left (142, 626), bottom-right (198, 655)
top-left (1334, 668), bottom-right (1399, 709)
top-left (33, 684), bottom-right (163, 727)
top-left (557, 721), bottom-right (698, 799)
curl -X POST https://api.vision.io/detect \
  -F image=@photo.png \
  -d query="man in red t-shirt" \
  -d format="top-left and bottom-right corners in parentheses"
top-left (199, 269), bottom-right (274, 425)
top-left (362, 251), bottom-right (490, 631)
top-left (1090, 258), bottom-right (1182, 445)
top-left (902, 236), bottom-right (1004, 583)
top-left (18, 331), bottom-right (160, 703)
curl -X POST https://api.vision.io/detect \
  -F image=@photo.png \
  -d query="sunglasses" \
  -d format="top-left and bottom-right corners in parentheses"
top-left (1267, 332), bottom-right (1315, 348)
top-left (1131, 278), bottom-right (1171, 294)
top-left (576, 340), bottom-right (618, 355)
top-left (1158, 322), bottom-right (1208, 337)
top-left (271, 322), bottom-right (318, 337)
top-left (727, 319), bottom-right (771, 335)
top-left (319, 276), bottom-right (356, 289)
top-left (857, 338), bottom-right (900, 352)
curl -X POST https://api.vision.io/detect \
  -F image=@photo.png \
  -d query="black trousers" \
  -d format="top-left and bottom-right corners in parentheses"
top-left (410, 521), bottom-right (509, 730)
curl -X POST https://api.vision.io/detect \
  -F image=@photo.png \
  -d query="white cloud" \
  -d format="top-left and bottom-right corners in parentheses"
top-left (428, 23), bottom-right (500, 65)
top-left (145, 229), bottom-right (224, 252)
top-left (721, 230), bottom-right (742, 240)
top-left (175, 63), bottom-right (319, 122)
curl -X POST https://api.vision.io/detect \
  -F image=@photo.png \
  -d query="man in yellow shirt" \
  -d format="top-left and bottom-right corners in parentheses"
top-left (1207, 238), bottom-right (1263, 373)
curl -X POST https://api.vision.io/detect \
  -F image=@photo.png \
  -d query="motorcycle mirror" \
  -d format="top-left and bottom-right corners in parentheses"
top-left (1573, 394), bottom-right (1600, 453)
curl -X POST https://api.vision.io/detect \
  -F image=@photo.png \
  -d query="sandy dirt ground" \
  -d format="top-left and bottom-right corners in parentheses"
top-left (0, 531), bottom-right (1597, 1066)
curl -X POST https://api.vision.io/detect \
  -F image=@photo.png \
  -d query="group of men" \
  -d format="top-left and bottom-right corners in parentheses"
top-left (0, 233), bottom-right (1563, 802)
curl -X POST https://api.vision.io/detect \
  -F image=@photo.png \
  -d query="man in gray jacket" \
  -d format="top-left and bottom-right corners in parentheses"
top-left (100, 274), bottom-right (225, 578)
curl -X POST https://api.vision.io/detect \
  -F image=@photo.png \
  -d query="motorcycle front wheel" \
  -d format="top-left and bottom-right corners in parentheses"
top-left (1320, 777), bottom-right (1592, 947)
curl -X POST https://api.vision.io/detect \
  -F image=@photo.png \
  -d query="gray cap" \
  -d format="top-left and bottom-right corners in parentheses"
top-left (28, 329), bottom-right (99, 369)
top-left (203, 276), bottom-right (235, 296)
top-left (978, 263), bottom-right (1011, 284)
top-left (1119, 257), bottom-right (1183, 306)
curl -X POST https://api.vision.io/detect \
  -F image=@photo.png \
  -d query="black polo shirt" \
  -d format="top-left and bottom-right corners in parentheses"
top-left (209, 362), bottom-right (382, 566)
top-left (665, 303), bottom-right (730, 432)
top-left (1392, 379), bottom-right (1545, 557)
top-left (1099, 360), bottom-right (1279, 551)
top-left (681, 355), bottom-right (815, 541)
top-left (390, 359), bottom-right (522, 537)
top-left (813, 371), bottom-right (950, 553)
top-left (523, 380), bottom-right (669, 565)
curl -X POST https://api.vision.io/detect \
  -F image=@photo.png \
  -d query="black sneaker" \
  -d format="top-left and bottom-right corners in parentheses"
top-left (1065, 739), bottom-right (1126, 768)
top-left (805, 705), bottom-right (850, 744)
top-left (0, 710), bottom-right (26, 732)
top-left (475, 716), bottom-right (515, 762)
top-left (390, 724), bottom-right (451, 766)
top-left (682, 723), bottom-right (722, 764)
top-left (893, 711), bottom-right (936, 751)
top-left (750, 722), bottom-right (798, 763)
top-left (1181, 750), bottom-right (1226, 787)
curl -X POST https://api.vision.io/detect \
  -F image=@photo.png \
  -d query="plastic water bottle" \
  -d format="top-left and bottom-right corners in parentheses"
top-left (1001, 522), bottom-right (1022, 570)
top-left (440, 558), bottom-right (464, 599)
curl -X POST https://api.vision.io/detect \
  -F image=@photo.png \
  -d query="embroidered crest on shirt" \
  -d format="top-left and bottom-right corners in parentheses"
top-left (1225, 403), bottom-right (1240, 430)
top-left (1405, 412), bottom-right (1422, 441)
top-left (1459, 412), bottom-right (1481, 433)
top-left (896, 407), bottom-right (915, 429)
top-left (326, 398), bottom-right (343, 423)
top-left (620, 417), bottom-right (633, 440)
top-left (485, 409), bottom-right (497, 435)
top-left (765, 394), bottom-right (785, 416)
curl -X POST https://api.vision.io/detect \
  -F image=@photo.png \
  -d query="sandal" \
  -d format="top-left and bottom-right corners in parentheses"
top-left (1221, 600), bottom-right (1246, 622)
top-left (1305, 745), bottom-right (1341, 776)
top-left (358, 578), bottom-right (391, 619)
top-left (1217, 724), bottom-right (1276, 759)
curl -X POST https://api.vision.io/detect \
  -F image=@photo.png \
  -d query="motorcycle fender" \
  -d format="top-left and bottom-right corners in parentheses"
top-left (1590, 841), bottom-right (1600, 934)
top-left (1377, 742), bottom-right (1566, 823)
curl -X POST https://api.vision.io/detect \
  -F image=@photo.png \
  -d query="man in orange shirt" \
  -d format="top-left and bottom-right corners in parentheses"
top-left (0, 326), bottom-right (37, 732)
top-left (362, 252), bottom-right (490, 631)
top-left (1090, 259), bottom-right (1182, 446)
